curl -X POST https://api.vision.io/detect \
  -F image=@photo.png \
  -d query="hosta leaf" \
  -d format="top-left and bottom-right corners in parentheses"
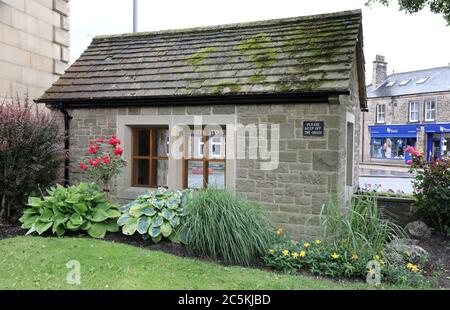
top-left (117, 214), bottom-right (131, 226)
top-left (106, 209), bottom-right (121, 218)
top-left (149, 226), bottom-right (161, 238)
top-left (153, 200), bottom-right (165, 210)
top-left (19, 213), bottom-right (39, 228)
top-left (142, 234), bottom-right (150, 240)
top-left (122, 217), bottom-right (139, 235)
top-left (170, 216), bottom-right (180, 227)
top-left (90, 209), bottom-right (109, 222)
top-left (179, 226), bottom-right (190, 245)
top-left (69, 213), bottom-right (83, 226)
top-left (151, 235), bottom-right (162, 243)
top-left (38, 208), bottom-right (54, 222)
top-left (137, 217), bottom-right (151, 235)
top-left (141, 206), bottom-right (157, 216)
top-left (27, 197), bottom-right (43, 207)
top-left (25, 223), bottom-right (37, 236)
top-left (95, 203), bottom-right (111, 211)
top-left (52, 222), bottom-right (66, 236)
top-left (35, 221), bottom-right (53, 235)
top-left (87, 223), bottom-right (107, 239)
top-left (168, 232), bottom-right (180, 243)
top-left (129, 205), bottom-right (144, 217)
top-left (161, 209), bottom-right (175, 220)
top-left (119, 201), bottom-right (138, 213)
top-left (160, 222), bottom-right (173, 237)
top-left (151, 216), bottom-right (163, 227)
top-left (73, 203), bottom-right (88, 214)
top-left (104, 219), bottom-right (119, 232)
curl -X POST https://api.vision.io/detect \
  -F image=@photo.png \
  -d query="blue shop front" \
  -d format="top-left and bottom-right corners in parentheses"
top-left (424, 123), bottom-right (450, 161)
top-left (369, 125), bottom-right (420, 163)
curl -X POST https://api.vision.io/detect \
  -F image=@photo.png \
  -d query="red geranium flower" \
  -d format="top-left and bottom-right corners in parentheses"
top-left (407, 159), bottom-right (413, 165)
top-left (114, 147), bottom-right (123, 156)
top-left (102, 156), bottom-right (111, 164)
top-left (108, 135), bottom-right (121, 147)
top-left (88, 145), bottom-right (97, 154)
top-left (96, 137), bottom-right (104, 143)
top-left (79, 163), bottom-right (88, 170)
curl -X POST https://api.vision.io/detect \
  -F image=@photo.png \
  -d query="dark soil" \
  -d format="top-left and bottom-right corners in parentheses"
top-left (0, 222), bottom-right (25, 239)
top-left (418, 232), bottom-right (450, 288)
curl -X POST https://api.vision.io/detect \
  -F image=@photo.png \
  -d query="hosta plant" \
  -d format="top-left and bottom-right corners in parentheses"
top-left (19, 183), bottom-right (120, 238)
top-left (118, 188), bottom-right (191, 243)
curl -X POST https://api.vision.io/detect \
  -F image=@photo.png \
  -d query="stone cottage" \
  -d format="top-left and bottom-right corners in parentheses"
top-left (37, 10), bottom-right (367, 238)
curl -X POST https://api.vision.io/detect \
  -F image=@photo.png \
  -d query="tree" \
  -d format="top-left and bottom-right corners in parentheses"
top-left (366, 0), bottom-right (450, 25)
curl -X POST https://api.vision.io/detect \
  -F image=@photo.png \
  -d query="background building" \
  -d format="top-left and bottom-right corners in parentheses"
top-left (362, 55), bottom-right (450, 165)
top-left (0, 0), bottom-right (70, 101)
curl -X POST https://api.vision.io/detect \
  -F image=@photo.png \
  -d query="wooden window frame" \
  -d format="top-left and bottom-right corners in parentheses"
top-left (424, 99), bottom-right (436, 122)
top-left (182, 126), bottom-right (226, 189)
top-left (131, 127), bottom-right (169, 188)
top-left (376, 104), bottom-right (385, 124)
top-left (409, 101), bottom-right (419, 123)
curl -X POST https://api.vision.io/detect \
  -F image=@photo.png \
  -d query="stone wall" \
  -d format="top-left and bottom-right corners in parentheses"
top-left (361, 91), bottom-right (450, 162)
top-left (0, 0), bottom-right (70, 100)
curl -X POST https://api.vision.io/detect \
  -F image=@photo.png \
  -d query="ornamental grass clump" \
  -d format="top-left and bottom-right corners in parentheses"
top-left (181, 188), bottom-right (274, 266)
top-left (0, 96), bottom-right (63, 223)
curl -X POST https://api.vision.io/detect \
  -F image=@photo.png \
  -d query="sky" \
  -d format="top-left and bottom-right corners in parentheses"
top-left (70, 0), bottom-right (450, 83)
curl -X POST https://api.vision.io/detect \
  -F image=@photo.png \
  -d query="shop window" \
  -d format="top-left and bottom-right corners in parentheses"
top-left (425, 100), bottom-right (436, 121)
top-left (371, 138), bottom-right (384, 158)
top-left (371, 137), bottom-right (416, 160)
top-left (184, 127), bottom-right (226, 189)
top-left (132, 127), bottom-right (169, 188)
top-left (409, 101), bottom-right (419, 122)
top-left (376, 104), bottom-right (385, 123)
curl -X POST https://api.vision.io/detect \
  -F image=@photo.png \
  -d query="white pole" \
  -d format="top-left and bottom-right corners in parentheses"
top-left (133, 0), bottom-right (138, 32)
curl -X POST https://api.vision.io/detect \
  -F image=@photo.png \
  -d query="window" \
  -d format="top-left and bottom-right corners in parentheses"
top-left (131, 127), bottom-right (169, 187)
top-left (399, 79), bottom-right (411, 86)
top-left (409, 101), bottom-right (419, 122)
top-left (425, 100), bottom-right (436, 121)
top-left (416, 77), bottom-right (429, 84)
top-left (385, 81), bottom-right (396, 87)
top-left (184, 127), bottom-right (226, 189)
top-left (376, 104), bottom-right (385, 123)
top-left (371, 138), bottom-right (416, 160)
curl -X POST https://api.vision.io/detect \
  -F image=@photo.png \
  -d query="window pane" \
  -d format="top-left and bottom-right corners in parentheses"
top-left (136, 130), bottom-right (150, 156)
top-left (151, 160), bottom-right (168, 187)
top-left (153, 129), bottom-right (169, 157)
top-left (134, 159), bottom-right (149, 185)
top-left (208, 129), bottom-right (226, 158)
top-left (188, 130), bottom-right (203, 159)
top-left (186, 160), bottom-right (204, 188)
top-left (208, 162), bottom-right (225, 189)
top-left (371, 139), bottom-right (383, 158)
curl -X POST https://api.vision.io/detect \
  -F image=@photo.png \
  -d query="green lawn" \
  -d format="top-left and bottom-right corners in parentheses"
top-left (0, 236), bottom-right (387, 290)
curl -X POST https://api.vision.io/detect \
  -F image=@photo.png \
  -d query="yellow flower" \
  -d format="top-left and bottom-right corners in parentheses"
top-left (367, 267), bottom-right (375, 275)
top-left (351, 254), bottom-right (359, 261)
top-left (373, 255), bottom-right (385, 265)
top-left (314, 240), bottom-right (321, 245)
top-left (299, 251), bottom-right (306, 257)
top-left (303, 242), bottom-right (311, 248)
top-left (373, 255), bottom-right (381, 261)
top-left (268, 249), bottom-right (275, 254)
top-left (282, 250), bottom-right (289, 256)
top-left (407, 263), bottom-right (420, 272)
top-left (331, 252), bottom-right (340, 260)
top-left (276, 228), bottom-right (284, 235)
top-left (292, 252), bottom-right (299, 258)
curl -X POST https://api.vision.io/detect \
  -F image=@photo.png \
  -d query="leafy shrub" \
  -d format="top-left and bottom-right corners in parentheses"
top-left (0, 97), bottom-right (63, 222)
top-left (407, 146), bottom-right (450, 235)
top-left (118, 188), bottom-right (190, 243)
top-left (19, 183), bottom-right (120, 238)
top-left (180, 188), bottom-right (273, 266)
top-left (321, 195), bottom-right (406, 256)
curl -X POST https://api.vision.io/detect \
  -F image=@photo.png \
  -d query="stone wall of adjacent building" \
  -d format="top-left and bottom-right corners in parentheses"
top-left (0, 0), bottom-right (70, 100)
top-left (361, 91), bottom-right (450, 162)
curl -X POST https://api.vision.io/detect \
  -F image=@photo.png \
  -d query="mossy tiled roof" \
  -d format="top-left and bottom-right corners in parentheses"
top-left (38, 10), bottom-right (365, 105)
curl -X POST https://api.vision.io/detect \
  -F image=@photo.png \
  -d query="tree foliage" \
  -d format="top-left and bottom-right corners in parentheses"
top-left (367, 0), bottom-right (450, 25)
